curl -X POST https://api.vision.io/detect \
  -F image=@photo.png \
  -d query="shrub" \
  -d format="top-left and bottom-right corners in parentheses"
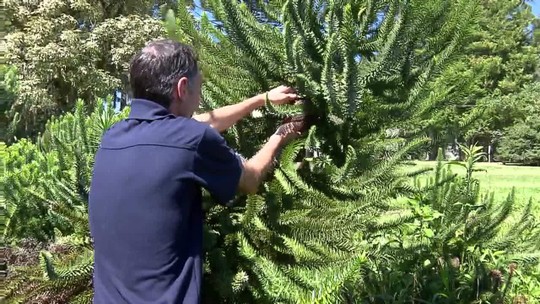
top-left (354, 145), bottom-right (540, 303)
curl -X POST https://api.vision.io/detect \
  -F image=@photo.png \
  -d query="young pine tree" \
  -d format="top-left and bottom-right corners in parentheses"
top-left (165, 0), bottom-right (479, 302)
top-left (356, 146), bottom-right (540, 303)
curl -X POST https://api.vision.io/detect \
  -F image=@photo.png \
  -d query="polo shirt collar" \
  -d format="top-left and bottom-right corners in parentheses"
top-left (128, 99), bottom-right (175, 120)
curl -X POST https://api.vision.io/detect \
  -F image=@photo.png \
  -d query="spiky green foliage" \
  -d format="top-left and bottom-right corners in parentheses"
top-left (354, 146), bottom-right (540, 303)
top-left (4, 236), bottom-right (94, 304)
top-left (3, 98), bottom-right (128, 243)
top-left (164, 0), bottom-right (479, 302)
top-left (2, 99), bottom-right (127, 302)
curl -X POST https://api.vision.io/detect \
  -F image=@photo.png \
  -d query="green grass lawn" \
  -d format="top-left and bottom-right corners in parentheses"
top-left (404, 161), bottom-right (540, 216)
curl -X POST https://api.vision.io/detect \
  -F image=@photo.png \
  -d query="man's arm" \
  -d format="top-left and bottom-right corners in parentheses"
top-left (237, 123), bottom-right (302, 194)
top-left (193, 85), bottom-right (298, 133)
top-left (237, 134), bottom-right (283, 194)
top-left (192, 94), bottom-right (264, 133)
top-left (192, 121), bottom-right (303, 204)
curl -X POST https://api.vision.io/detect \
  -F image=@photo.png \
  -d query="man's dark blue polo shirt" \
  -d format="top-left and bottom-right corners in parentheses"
top-left (88, 99), bottom-right (243, 304)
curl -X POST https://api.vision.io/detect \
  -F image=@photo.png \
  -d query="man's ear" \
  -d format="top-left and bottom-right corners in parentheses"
top-left (176, 77), bottom-right (190, 100)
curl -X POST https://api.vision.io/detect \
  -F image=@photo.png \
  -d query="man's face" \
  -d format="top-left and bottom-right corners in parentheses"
top-left (173, 71), bottom-right (203, 117)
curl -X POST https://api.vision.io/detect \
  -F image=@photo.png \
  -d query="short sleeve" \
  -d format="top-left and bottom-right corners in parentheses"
top-left (193, 127), bottom-right (243, 205)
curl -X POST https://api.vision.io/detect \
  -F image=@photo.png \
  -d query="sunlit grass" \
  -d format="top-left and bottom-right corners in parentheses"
top-left (405, 161), bottom-right (540, 217)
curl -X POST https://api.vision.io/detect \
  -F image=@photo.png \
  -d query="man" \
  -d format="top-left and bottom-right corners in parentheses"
top-left (88, 39), bottom-right (303, 304)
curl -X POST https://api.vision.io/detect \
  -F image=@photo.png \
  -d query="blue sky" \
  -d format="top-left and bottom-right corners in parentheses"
top-left (532, 0), bottom-right (540, 16)
top-left (191, 1), bottom-right (540, 18)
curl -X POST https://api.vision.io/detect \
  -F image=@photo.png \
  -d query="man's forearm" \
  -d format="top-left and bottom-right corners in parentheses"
top-left (239, 134), bottom-right (283, 194)
top-left (193, 94), bottom-right (265, 132)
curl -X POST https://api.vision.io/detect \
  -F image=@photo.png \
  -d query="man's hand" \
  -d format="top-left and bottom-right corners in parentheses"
top-left (237, 119), bottom-right (306, 195)
top-left (267, 85), bottom-right (299, 105)
top-left (274, 120), bottom-right (304, 143)
top-left (193, 85), bottom-right (300, 133)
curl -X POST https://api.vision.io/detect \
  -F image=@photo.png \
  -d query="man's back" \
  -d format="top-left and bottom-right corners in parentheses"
top-left (88, 99), bottom-right (242, 304)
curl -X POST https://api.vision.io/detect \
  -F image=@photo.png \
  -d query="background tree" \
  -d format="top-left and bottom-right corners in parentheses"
top-left (0, 5), bottom-right (14, 142)
top-left (0, 65), bottom-right (15, 141)
top-left (462, 0), bottom-right (540, 145)
top-left (420, 0), bottom-right (540, 160)
top-left (496, 83), bottom-right (540, 165)
top-left (3, 0), bottom-right (167, 139)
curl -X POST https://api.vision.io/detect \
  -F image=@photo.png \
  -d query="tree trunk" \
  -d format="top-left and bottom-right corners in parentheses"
top-left (120, 92), bottom-right (128, 110)
top-left (428, 129), bottom-right (439, 160)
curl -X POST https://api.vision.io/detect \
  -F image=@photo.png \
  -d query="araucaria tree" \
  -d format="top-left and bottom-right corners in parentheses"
top-left (3, 0), bottom-right (493, 303)
top-left (166, 0), bottom-right (479, 302)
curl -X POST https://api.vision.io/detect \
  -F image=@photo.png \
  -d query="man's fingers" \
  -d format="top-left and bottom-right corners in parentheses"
top-left (289, 88), bottom-right (299, 94)
top-left (281, 86), bottom-right (296, 93)
top-left (286, 121), bottom-right (305, 133)
top-left (286, 93), bottom-right (298, 100)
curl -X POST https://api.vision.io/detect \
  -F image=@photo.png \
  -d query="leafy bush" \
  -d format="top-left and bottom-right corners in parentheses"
top-left (353, 145), bottom-right (540, 303)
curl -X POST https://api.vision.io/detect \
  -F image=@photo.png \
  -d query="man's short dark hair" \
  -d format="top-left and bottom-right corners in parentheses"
top-left (129, 39), bottom-right (199, 108)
